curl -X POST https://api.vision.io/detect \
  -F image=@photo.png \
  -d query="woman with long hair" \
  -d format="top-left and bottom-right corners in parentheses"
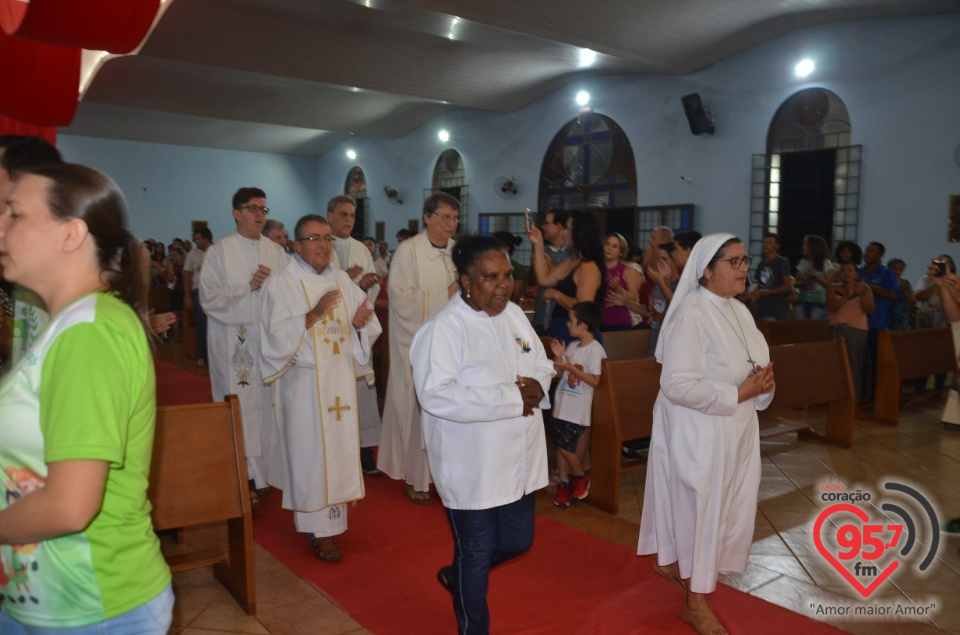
top-left (0, 163), bottom-right (173, 632)
top-left (827, 261), bottom-right (875, 399)
top-left (601, 232), bottom-right (643, 331)
top-left (527, 211), bottom-right (604, 342)
top-left (794, 234), bottom-right (834, 319)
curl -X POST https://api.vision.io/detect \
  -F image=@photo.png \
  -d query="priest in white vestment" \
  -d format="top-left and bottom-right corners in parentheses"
top-left (199, 188), bottom-right (289, 495)
top-left (326, 195), bottom-right (384, 474)
top-left (637, 233), bottom-right (775, 635)
top-left (379, 193), bottom-right (460, 503)
top-left (260, 215), bottom-right (379, 561)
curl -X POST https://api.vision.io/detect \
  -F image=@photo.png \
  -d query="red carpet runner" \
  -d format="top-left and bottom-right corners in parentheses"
top-left (253, 477), bottom-right (844, 634)
top-left (154, 357), bottom-right (212, 406)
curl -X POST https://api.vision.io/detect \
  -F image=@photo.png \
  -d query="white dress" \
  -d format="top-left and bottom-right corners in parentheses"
top-left (410, 296), bottom-right (554, 509)
top-left (637, 287), bottom-right (773, 593)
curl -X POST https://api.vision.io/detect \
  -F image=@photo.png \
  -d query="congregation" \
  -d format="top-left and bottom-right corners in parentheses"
top-left (1, 134), bottom-right (959, 635)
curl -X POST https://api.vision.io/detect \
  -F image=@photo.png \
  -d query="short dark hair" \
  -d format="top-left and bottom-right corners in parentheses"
top-left (293, 214), bottom-right (327, 241)
top-left (658, 241), bottom-right (676, 255)
top-left (763, 232), bottom-right (780, 243)
top-left (451, 234), bottom-right (507, 280)
top-left (194, 227), bottom-right (213, 242)
top-left (232, 187), bottom-right (266, 210)
top-left (886, 258), bottom-right (905, 269)
top-left (396, 228), bottom-right (413, 240)
top-left (326, 194), bottom-right (355, 213)
top-left (0, 135), bottom-right (62, 177)
top-left (362, 236), bottom-right (376, 244)
top-left (869, 241), bottom-right (886, 257)
top-left (571, 301), bottom-right (602, 334)
top-left (674, 231), bottom-right (702, 251)
top-left (423, 192), bottom-right (461, 217)
top-left (544, 209), bottom-right (570, 228)
top-left (491, 231), bottom-right (522, 255)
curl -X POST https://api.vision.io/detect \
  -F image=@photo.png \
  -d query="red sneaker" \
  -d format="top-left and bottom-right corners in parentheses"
top-left (554, 481), bottom-right (571, 507)
top-left (571, 474), bottom-right (590, 500)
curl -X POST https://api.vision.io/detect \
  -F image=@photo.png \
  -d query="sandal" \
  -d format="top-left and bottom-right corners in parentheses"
top-left (310, 536), bottom-right (342, 562)
top-left (405, 484), bottom-right (432, 505)
top-left (249, 490), bottom-right (262, 510)
top-left (652, 561), bottom-right (685, 592)
top-left (681, 606), bottom-right (728, 635)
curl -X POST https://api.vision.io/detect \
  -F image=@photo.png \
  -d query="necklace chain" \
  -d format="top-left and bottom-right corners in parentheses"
top-left (714, 301), bottom-right (756, 367)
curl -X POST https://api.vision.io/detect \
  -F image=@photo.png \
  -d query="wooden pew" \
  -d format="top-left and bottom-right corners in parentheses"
top-left (762, 338), bottom-right (856, 448)
top-left (872, 327), bottom-right (955, 424)
top-left (758, 318), bottom-right (830, 346)
top-left (149, 395), bottom-right (256, 614)
top-left (588, 357), bottom-right (661, 515)
top-left (539, 329), bottom-right (651, 361)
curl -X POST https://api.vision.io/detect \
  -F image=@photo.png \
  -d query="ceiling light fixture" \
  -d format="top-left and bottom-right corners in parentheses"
top-left (438, 130), bottom-right (450, 142)
top-left (576, 90), bottom-right (590, 107)
top-left (579, 48), bottom-right (596, 68)
top-left (795, 59), bottom-right (815, 78)
top-left (346, 149), bottom-right (357, 160)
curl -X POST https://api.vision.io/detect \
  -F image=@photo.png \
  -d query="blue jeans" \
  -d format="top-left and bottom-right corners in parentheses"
top-left (0, 585), bottom-right (174, 635)
top-left (444, 493), bottom-right (535, 635)
top-left (192, 289), bottom-right (208, 363)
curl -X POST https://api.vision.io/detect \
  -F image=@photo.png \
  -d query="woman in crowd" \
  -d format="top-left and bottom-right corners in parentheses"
top-left (410, 234), bottom-right (553, 635)
top-left (527, 211), bottom-right (604, 342)
top-left (638, 233), bottom-right (774, 635)
top-left (887, 258), bottom-right (916, 331)
top-left (0, 163), bottom-right (173, 632)
top-left (601, 232), bottom-right (643, 331)
top-left (794, 234), bottom-right (834, 319)
top-left (491, 230), bottom-right (528, 303)
top-left (826, 261), bottom-right (874, 399)
top-left (150, 241), bottom-right (167, 287)
top-left (833, 240), bottom-right (862, 268)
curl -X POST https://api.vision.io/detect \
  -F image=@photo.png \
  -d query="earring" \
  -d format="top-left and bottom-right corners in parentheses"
top-left (465, 289), bottom-right (471, 299)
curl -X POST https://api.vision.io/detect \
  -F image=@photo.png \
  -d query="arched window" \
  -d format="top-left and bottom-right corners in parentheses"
top-left (750, 88), bottom-right (860, 266)
top-left (427, 149), bottom-right (468, 229)
top-left (343, 165), bottom-right (368, 238)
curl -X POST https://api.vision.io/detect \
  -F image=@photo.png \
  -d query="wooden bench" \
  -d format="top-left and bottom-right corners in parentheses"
top-left (758, 318), bottom-right (831, 346)
top-left (149, 395), bottom-right (256, 614)
top-left (872, 327), bottom-right (955, 424)
top-left (539, 329), bottom-right (651, 361)
top-left (588, 357), bottom-right (661, 515)
top-left (761, 338), bottom-right (856, 448)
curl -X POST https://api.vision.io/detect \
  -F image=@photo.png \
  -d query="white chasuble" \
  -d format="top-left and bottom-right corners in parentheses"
top-left (199, 234), bottom-right (289, 467)
top-left (261, 259), bottom-right (376, 511)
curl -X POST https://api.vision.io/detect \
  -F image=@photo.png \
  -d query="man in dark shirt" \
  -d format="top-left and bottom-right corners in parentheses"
top-left (748, 233), bottom-right (794, 321)
top-left (859, 241), bottom-right (898, 403)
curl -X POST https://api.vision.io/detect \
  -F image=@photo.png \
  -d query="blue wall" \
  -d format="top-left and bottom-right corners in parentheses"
top-left (61, 15), bottom-right (960, 279)
top-left (55, 136), bottom-right (320, 244)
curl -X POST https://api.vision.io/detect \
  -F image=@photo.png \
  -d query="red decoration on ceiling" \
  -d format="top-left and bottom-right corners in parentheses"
top-left (0, 114), bottom-right (57, 144)
top-left (0, 29), bottom-right (79, 126)
top-left (0, 0), bottom-right (162, 54)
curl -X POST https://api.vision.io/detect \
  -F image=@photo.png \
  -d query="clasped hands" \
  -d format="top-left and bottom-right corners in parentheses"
top-left (516, 376), bottom-right (545, 417)
top-left (305, 290), bottom-right (374, 330)
top-left (738, 362), bottom-right (775, 403)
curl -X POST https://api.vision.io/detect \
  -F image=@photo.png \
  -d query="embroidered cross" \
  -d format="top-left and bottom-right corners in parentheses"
top-left (327, 396), bottom-right (351, 421)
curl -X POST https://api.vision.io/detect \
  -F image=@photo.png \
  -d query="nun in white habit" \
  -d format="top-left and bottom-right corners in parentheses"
top-left (637, 233), bottom-right (775, 635)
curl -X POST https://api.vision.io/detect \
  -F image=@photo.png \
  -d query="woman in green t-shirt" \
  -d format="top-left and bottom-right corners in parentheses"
top-left (794, 234), bottom-right (835, 319)
top-left (0, 164), bottom-right (172, 633)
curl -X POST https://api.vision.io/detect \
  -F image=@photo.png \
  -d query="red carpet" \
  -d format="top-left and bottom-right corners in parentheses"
top-left (154, 357), bottom-right (212, 406)
top-left (253, 477), bottom-right (844, 634)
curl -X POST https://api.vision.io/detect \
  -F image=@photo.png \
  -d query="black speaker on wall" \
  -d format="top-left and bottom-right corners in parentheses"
top-left (681, 93), bottom-right (714, 136)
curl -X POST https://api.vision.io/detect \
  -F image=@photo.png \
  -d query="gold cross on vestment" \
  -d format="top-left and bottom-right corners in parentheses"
top-left (327, 396), bottom-right (351, 421)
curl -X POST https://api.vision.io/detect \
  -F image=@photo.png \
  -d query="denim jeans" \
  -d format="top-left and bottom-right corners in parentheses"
top-left (0, 584), bottom-right (174, 635)
top-left (444, 493), bottom-right (535, 635)
top-left (192, 288), bottom-right (208, 362)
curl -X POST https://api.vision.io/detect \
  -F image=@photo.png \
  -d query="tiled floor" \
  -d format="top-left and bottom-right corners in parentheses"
top-left (158, 345), bottom-right (960, 634)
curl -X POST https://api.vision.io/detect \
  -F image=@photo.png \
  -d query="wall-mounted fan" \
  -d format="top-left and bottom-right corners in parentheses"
top-left (494, 176), bottom-right (518, 199)
top-left (384, 186), bottom-right (403, 205)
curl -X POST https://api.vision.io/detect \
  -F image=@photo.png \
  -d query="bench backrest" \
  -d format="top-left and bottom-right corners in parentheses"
top-left (597, 357), bottom-right (661, 440)
top-left (766, 339), bottom-right (854, 411)
top-left (758, 319), bottom-right (831, 347)
top-left (886, 327), bottom-right (956, 380)
top-left (149, 395), bottom-right (250, 530)
top-left (601, 329), bottom-right (651, 360)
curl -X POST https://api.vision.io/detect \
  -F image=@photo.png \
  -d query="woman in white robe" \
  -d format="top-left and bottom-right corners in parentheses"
top-left (411, 235), bottom-right (554, 635)
top-left (637, 233), bottom-right (775, 635)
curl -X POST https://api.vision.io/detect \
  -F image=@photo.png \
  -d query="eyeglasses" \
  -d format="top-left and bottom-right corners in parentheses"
top-left (298, 234), bottom-right (333, 243)
top-left (240, 204), bottom-right (269, 215)
top-left (432, 212), bottom-right (460, 224)
top-left (717, 256), bottom-right (753, 269)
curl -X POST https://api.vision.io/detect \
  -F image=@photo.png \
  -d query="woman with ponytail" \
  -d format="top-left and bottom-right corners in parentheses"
top-left (0, 163), bottom-right (172, 633)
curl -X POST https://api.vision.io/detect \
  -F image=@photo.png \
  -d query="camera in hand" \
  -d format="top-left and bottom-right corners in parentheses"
top-left (933, 259), bottom-right (947, 277)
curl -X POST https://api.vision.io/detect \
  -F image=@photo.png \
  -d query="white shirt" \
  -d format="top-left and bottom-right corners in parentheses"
top-left (552, 339), bottom-right (606, 427)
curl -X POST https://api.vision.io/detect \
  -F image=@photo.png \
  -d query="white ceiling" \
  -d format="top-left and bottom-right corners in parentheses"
top-left (61, 0), bottom-right (960, 157)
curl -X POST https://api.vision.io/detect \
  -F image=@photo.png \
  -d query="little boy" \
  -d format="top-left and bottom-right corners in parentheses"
top-left (550, 302), bottom-right (606, 507)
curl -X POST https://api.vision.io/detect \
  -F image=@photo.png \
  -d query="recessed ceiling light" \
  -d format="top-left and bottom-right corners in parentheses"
top-left (576, 90), bottom-right (590, 106)
top-left (346, 149), bottom-right (357, 160)
top-left (438, 130), bottom-right (450, 142)
top-left (795, 59), bottom-right (815, 78)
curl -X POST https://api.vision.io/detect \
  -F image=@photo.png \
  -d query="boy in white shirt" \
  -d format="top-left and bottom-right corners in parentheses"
top-left (550, 302), bottom-right (606, 506)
